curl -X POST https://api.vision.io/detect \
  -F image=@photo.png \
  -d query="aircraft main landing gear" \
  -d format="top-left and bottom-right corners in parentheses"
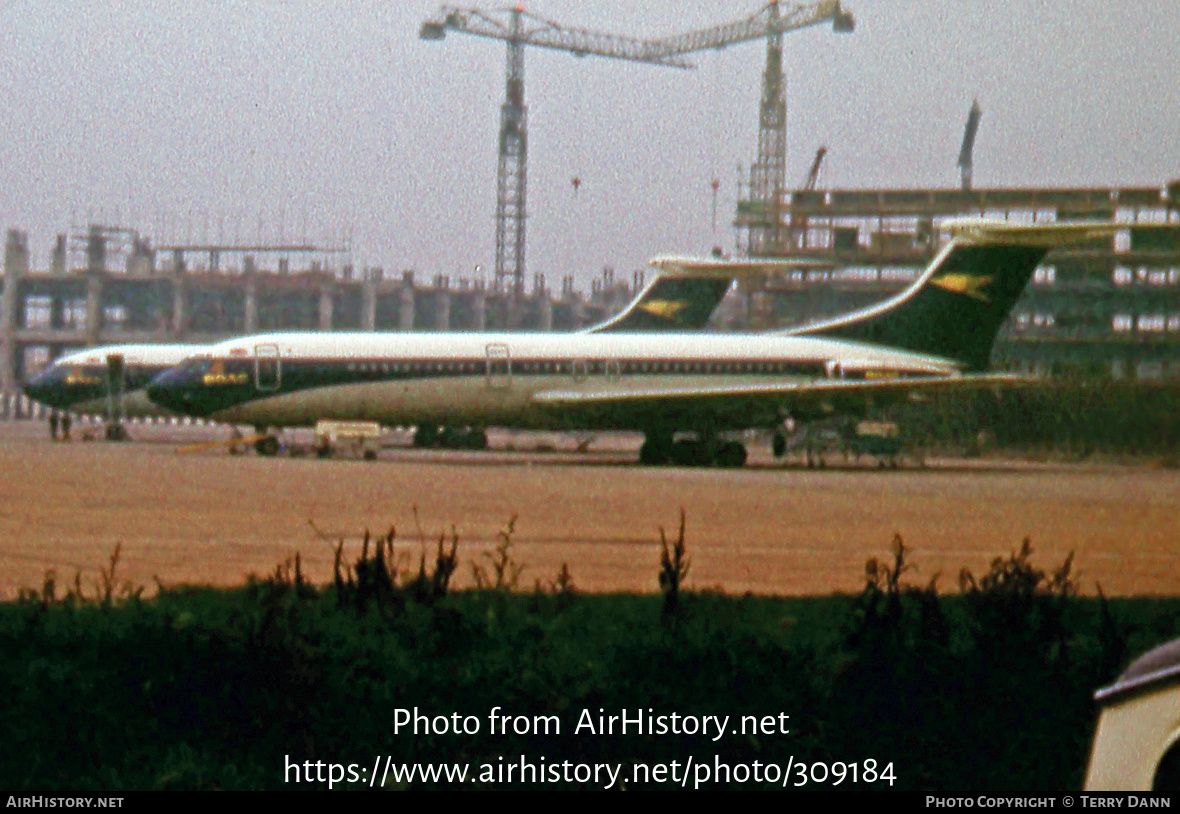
top-left (639, 433), bottom-right (747, 468)
top-left (415, 424), bottom-right (489, 450)
top-left (639, 434), bottom-right (673, 465)
top-left (772, 431), bottom-right (787, 458)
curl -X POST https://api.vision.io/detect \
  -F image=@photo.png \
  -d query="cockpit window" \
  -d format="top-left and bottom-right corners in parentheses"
top-left (177, 356), bottom-right (213, 376)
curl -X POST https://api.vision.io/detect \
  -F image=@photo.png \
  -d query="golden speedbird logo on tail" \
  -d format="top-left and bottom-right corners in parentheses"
top-left (638, 299), bottom-right (690, 321)
top-left (930, 273), bottom-right (995, 302)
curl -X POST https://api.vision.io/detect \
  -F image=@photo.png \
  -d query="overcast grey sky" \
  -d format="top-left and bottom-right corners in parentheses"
top-left (2, 1), bottom-right (1177, 285)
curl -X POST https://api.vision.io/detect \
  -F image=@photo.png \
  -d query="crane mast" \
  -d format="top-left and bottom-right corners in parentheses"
top-left (497, 10), bottom-right (527, 300)
top-left (751, 3), bottom-right (789, 256)
top-left (639, 2), bottom-right (854, 256)
top-left (422, 6), bottom-right (689, 299)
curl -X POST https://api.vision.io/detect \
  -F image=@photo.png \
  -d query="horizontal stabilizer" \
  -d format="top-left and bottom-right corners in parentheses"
top-left (649, 255), bottom-right (832, 276)
top-left (941, 218), bottom-right (1123, 246)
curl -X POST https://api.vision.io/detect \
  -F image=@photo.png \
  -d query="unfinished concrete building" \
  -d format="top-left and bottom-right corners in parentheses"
top-left (731, 181), bottom-right (1180, 377)
top-left (0, 225), bottom-right (638, 407)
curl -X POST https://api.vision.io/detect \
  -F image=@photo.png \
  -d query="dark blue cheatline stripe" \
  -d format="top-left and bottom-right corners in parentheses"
top-left (149, 353), bottom-right (941, 418)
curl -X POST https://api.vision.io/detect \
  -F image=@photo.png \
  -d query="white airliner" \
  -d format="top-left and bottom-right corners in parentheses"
top-left (20, 258), bottom-right (761, 423)
top-left (146, 221), bottom-right (1114, 466)
top-left (23, 343), bottom-right (207, 418)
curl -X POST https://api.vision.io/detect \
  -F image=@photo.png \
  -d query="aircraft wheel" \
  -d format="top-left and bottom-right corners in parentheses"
top-left (104, 424), bottom-right (129, 442)
top-left (316, 447), bottom-right (332, 459)
top-left (413, 424), bottom-right (439, 448)
top-left (255, 435), bottom-right (280, 456)
top-left (438, 426), bottom-right (466, 449)
top-left (670, 439), bottom-right (693, 466)
top-left (639, 437), bottom-right (672, 465)
top-left (772, 431), bottom-right (787, 458)
top-left (716, 442), bottom-right (747, 468)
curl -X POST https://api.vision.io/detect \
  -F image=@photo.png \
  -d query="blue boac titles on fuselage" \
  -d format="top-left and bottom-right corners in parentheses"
top-left (146, 221), bottom-right (1119, 467)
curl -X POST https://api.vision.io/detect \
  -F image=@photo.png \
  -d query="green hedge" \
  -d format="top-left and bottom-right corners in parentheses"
top-left (2, 538), bottom-right (1178, 790)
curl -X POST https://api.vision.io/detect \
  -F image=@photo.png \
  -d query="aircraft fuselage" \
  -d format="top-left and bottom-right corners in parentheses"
top-left (147, 331), bottom-right (958, 432)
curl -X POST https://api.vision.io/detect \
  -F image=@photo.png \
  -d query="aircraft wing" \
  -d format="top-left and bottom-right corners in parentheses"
top-left (531, 372), bottom-right (1036, 428)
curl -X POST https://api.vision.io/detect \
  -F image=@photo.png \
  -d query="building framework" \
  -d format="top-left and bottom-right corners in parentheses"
top-left (734, 181), bottom-right (1180, 377)
top-left (0, 226), bottom-right (639, 399)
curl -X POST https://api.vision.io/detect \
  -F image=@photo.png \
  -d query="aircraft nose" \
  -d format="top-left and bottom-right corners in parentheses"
top-left (146, 367), bottom-right (204, 416)
top-left (145, 369), bottom-right (184, 412)
top-left (23, 368), bottom-right (68, 409)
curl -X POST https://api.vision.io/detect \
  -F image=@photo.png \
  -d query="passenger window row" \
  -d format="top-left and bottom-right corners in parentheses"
top-left (338, 360), bottom-right (815, 376)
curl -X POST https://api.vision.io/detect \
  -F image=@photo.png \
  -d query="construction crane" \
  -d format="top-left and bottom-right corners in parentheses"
top-left (787, 145), bottom-right (827, 248)
top-left (644, 2), bottom-right (853, 256)
top-left (958, 100), bottom-right (982, 192)
top-left (421, 6), bottom-right (691, 298)
top-left (421, 2), bottom-right (853, 293)
top-left (802, 145), bottom-right (828, 192)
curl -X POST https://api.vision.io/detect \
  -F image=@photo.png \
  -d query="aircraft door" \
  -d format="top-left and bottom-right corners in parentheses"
top-left (255, 344), bottom-right (281, 391)
top-left (486, 343), bottom-right (510, 389)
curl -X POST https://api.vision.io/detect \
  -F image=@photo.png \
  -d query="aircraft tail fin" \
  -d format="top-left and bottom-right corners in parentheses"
top-left (585, 274), bottom-right (732, 333)
top-left (587, 255), bottom-right (830, 333)
top-left (786, 221), bottom-right (1118, 370)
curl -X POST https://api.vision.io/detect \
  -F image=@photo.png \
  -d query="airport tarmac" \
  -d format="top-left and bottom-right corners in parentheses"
top-left (1, 419), bottom-right (1177, 598)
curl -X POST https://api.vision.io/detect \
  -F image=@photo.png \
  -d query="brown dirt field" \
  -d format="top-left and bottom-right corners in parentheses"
top-left (1, 419), bottom-right (1177, 598)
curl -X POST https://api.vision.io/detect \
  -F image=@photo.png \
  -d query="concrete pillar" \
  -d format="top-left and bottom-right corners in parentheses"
top-left (2, 230), bottom-right (29, 394)
top-left (244, 276), bottom-right (257, 333)
top-left (434, 288), bottom-right (450, 331)
top-left (318, 286), bottom-right (333, 331)
top-left (84, 272), bottom-right (103, 345)
top-left (361, 281), bottom-right (377, 331)
top-left (127, 235), bottom-right (154, 275)
top-left (472, 289), bottom-right (486, 331)
top-left (86, 226), bottom-right (106, 275)
top-left (570, 297), bottom-right (586, 329)
top-left (51, 235), bottom-right (66, 275)
top-left (506, 295), bottom-right (523, 331)
top-left (398, 272), bottom-right (415, 331)
top-left (171, 276), bottom-right (187, 339)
